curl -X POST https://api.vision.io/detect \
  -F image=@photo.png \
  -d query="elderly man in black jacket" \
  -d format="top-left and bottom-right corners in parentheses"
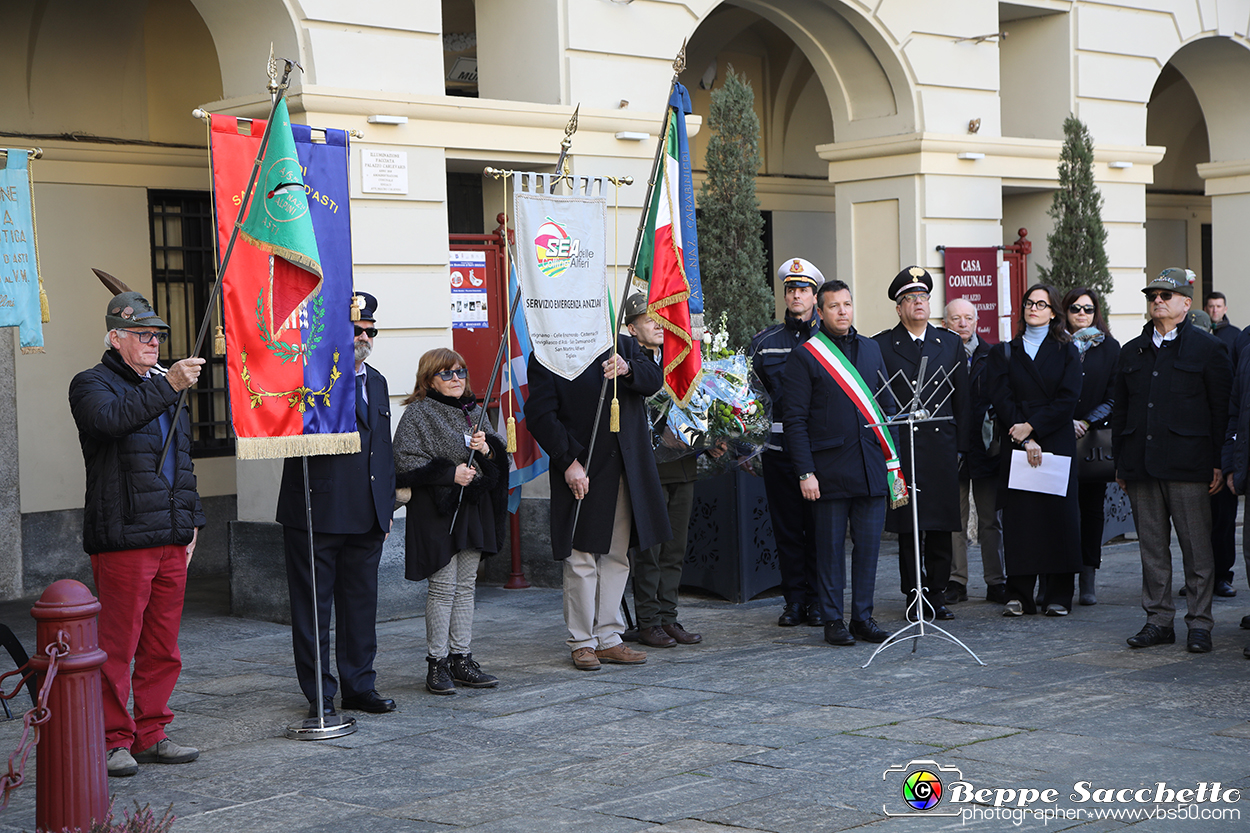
top-left (69, 289), bottom-right (206, 777)
top-left (527, 336), bottom-right (670, 670)
top-left (1114, 269), bottom-right (1231, 653)
top-left (943, 298), bottom-right (1006, 605)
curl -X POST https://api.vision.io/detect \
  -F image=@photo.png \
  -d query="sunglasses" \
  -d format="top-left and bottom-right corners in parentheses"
top-left (1023, 299), bottom-right (1050, 310)
top-left (354, 325), bottom-right (379, 338)
top-left (436, 368), bottom-right (468, 381)
top-left (1145, 291), bottom-right (1175, 303)
top-left (1068, 304), bottom-right (1096, 315)
top-left (119, 329), bottom-right (169, 344)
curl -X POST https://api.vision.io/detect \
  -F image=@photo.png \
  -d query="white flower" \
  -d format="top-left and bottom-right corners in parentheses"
top-left (702, 331), bottom-right (712, 344)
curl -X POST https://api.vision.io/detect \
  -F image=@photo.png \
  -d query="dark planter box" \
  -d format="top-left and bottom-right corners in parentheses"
top-left (682, 469), bottom-right (781, 602)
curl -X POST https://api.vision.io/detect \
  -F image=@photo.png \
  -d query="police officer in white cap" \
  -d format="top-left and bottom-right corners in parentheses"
top-left (748, 258), bottom-right (824, 627)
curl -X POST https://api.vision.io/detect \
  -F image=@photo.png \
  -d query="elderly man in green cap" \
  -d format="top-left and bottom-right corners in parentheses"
top-left (1113, 267), bottom-right (1231, 654)
top-left (69, 289), bottom-right (206, 777)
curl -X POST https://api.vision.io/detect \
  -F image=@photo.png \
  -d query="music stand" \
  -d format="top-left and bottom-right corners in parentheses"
top-left (862, 357), bottom-right (984, 668)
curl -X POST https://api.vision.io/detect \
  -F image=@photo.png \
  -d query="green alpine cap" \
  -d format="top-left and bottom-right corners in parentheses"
top-left (106, 291), bottom-right (170, 331)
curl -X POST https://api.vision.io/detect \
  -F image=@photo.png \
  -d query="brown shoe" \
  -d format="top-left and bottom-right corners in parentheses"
top-left (638, 625), bottom-right (677, 648)
top-left (594, 643), bottom-right (647, 665)
top-left (663, 622), bottom-right (703, 644)
top-left (572, 647), bottom-right (601, 671)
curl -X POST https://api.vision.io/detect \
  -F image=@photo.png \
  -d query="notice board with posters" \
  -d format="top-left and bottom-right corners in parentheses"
top-left (943, 247), bottom-right (1000, 343)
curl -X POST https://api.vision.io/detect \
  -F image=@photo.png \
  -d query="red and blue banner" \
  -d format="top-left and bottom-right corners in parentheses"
top-left (501, 263), bottom-right (549, 512)
top-left (209, 114), bottom-right (359, 459)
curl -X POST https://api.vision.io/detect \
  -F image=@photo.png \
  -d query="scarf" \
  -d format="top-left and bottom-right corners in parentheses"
top-left (963, 332), bottom-right (979, 359)
top-left (394, 392), bottom-right (499, 474)
top-left (1071, 326), bottom-right (1104, 357)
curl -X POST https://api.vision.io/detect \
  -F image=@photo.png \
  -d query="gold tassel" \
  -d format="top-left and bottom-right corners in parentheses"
top-left (213, 325), bottom-right (226, 356)
top-left (610, 397), bottom-right (620, 432)
top-left (39, 280), bottom-right (49, 323)
top-left (506, 416), bottom-right (518, 453)
top-left (350, 296), bottom-right (361, 321)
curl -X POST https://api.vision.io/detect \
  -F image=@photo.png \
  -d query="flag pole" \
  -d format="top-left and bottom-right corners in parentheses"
top-left (444, 103), bottom-right (582, 534)
top-left (570, 42), bottom-right (686, 538)
top-left (156, 54), bottom-right (300, 473)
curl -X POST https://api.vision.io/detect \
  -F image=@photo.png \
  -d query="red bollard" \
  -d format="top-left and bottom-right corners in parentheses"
top-left (28, 580), bottom-right (109, 833)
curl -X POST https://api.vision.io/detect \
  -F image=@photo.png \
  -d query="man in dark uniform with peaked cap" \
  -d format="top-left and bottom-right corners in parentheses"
top-left (748, 258), bottom-right (823, 627)
top-left (276, 291), bottom-right (397, 718)
top-left (873, 267), bottom-right (969, 621)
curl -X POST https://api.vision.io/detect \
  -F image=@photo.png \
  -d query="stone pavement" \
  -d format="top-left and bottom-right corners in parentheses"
top-left (0, 539), bottom-right (1248, 832)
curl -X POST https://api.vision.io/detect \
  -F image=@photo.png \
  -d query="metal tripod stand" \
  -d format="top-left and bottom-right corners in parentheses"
top-left (862, 357), bottom-right (984, 668)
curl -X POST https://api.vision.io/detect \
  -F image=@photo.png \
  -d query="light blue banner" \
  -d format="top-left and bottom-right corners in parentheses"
top-left (0, 152), bottom-right (43, 353)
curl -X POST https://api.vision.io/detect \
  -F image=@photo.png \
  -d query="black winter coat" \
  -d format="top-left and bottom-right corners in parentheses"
top-left (394, 396), bottom-right (508, 582)
top-left (1112, 321), bottom-right (1231, 483)
top-left (69, 350), bottom-right (205, 554)
top-left (985, 336), bottom-right (1083, 575)
top-left (873, 323), bottom-right (970, 532)
top-left (1073, 335), bottom-right (1120, 426)
top-left (748, 312), bottom-right (818, 455)
top-left (963, 336), bottom-right (1001, 481)
top-left (527, 336), bottom-right (670, 560)
top-left (1222, 354), bottom-right (1250, 493)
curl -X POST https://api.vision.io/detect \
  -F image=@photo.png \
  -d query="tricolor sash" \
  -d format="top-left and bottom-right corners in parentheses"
top-left (803, 331), bottom-right (909, 507)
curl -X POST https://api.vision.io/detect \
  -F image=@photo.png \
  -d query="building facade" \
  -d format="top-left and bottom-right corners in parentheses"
top-left (1, 0), bottom-right (1246, 600)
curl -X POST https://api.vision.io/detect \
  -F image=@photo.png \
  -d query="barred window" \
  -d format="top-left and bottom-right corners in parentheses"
top-left (148, 190), bottom-right (233, 457)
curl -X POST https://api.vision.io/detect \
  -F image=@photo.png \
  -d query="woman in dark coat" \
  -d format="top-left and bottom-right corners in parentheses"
top-left (986, 284), bottom-right (1083, 616)
top-left (1063, 287), bottom-right (1121, 606)
top-left (393, 348), bottom-right (507, 695)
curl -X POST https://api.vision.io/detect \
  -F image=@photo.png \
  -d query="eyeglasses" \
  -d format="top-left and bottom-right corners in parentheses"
top-left (119, 329), bottom-right (169, 344)
top-left (354, 325), bottom-right (379, 338)
top-left (1023, 299), bottom-right (1050, 310)
top-left (898, 292), bottom-right (929, 304)
top-left (436, 368), bottom-right (468, 381)
top-left (1145, 291), bottom-right (1175, 303)
top-left (1068, 304), bottom-right (1096, 315)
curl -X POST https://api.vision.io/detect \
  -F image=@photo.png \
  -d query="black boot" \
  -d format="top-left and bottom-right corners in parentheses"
top-left (426, 655), bottom-right (455, 695)
top-left (448, 653), bottom-right (499, 688)
top-left (1079, 567), bottom-right (1097, 606)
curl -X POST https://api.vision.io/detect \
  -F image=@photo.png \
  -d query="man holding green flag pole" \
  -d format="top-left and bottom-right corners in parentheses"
top-left (783, 279), bottom-right (904, 647)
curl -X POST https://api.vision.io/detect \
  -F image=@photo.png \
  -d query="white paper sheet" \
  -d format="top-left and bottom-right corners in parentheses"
top-left (1008, 449), bottom-right (1071, 496)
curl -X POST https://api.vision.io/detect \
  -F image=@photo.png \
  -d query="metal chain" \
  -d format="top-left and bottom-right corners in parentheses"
top-left (0, 630), bottom-right (68, 808)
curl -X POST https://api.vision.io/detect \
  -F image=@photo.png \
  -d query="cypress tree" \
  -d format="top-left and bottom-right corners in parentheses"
top-left (1037, 115), bottom-right (1113, 309)
top-left (697, 70), bottom-right (772, 348)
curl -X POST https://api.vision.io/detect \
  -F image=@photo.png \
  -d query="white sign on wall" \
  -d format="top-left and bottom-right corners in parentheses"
top-left (360, 149), bottom-right (409, 195)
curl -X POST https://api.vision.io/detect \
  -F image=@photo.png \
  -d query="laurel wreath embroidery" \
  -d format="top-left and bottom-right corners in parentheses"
top-left (239, 290), bottom-right (341, 412)
top-left (255, 291), bottom-right (325, 363)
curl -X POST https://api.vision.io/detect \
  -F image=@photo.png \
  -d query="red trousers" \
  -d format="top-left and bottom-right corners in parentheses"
top-left (91, 544), bottom-right (187, 752)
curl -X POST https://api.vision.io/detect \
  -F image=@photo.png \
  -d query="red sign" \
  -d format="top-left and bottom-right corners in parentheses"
top-left (943, 247), bottom-right (999, 344)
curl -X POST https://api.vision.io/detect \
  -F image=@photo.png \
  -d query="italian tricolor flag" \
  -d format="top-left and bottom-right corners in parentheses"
top-left (633, 87), bottom-right (702, 406)
top-left (803, 331), bottom-right (909, 508)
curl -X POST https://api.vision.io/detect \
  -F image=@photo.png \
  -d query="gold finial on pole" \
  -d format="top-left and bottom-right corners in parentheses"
top-left (673, 39), bottom-right (687, 75)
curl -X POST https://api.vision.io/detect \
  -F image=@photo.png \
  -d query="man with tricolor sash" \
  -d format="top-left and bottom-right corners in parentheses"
top-left (784, 279), bottom-right (903, 646)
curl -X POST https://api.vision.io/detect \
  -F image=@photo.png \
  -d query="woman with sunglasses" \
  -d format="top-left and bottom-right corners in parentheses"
top-left (1062, 287), bottom-right (1121, 605)
top-left (985, 284), bottom-right (1083, 616)
top-left (393, 348), bottom-right (507, 694)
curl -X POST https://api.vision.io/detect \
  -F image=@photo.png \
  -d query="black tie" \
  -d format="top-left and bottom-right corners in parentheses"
top-left (356, 374), bottom-right (367, 427)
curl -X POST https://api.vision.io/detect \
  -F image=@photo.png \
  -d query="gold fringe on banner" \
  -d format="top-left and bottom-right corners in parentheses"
top-left (235, 431), bottom-right (361, 460)
top-left (38, 279), bottom-right (49, 324)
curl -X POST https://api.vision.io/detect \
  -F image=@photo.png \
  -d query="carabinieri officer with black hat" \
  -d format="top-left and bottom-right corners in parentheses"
top-left (873, 267), bottom-right (969, 622)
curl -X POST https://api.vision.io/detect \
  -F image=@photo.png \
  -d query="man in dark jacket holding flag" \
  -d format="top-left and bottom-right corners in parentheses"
top-left (70, 289), bottom-right (206, 777)
top-left (784, 279), bottom-right (901, 646)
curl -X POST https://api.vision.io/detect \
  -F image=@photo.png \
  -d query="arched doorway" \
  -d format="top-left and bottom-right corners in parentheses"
top-left (1146, 36), bottom-right (1250, 325)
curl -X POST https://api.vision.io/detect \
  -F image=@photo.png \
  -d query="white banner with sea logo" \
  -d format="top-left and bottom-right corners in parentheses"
top-left (513, 187), bottom-right (610, 381)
